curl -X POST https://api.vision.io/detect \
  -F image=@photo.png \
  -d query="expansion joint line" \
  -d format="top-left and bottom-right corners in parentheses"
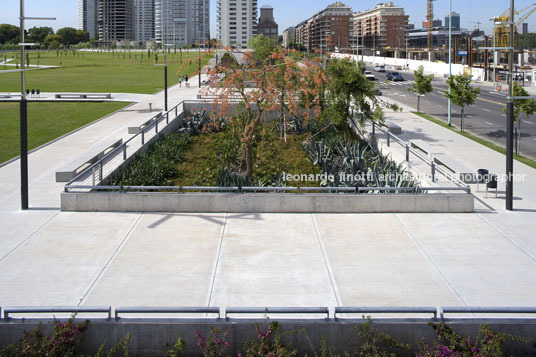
top-left (311, 214), bottom-right (342, 307)
top-left (0, 210), bottom-right (60, 264)
top-left (77, 213), bottom-right (144, 306)
top-left (394, 214), bottom-right (468, 306)
top-left (206, 213), bottom-right (228, 308)
top-left (476, 213), bottom-right (536, 263)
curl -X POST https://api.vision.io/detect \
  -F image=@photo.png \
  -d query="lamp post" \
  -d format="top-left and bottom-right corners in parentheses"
top-left (18, 0), bottom-right (55, 210)
top-left (506, 0), bottom-right (515, 211)
top-left (448, 0), bottom-right (452, 126)
top-left (198, 41), bottom-right (201, 88)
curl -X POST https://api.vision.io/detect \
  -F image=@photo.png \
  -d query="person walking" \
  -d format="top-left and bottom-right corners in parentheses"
top-left (178, 75), bottom-right (183, 87)
top-left (185, 74), bottom-right (189, 88)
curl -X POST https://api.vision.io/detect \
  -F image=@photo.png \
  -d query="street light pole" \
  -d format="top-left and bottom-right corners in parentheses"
top-left (18, 0), bottom-right (54, 210)
top-left (506, 0), bottom-right (515, 210)
top-left (448, 0), bottom-right (452, 126)
top-left (19, 0), bottom-right (28, 210)
top-left (198, 42), bottom-right (201, 88)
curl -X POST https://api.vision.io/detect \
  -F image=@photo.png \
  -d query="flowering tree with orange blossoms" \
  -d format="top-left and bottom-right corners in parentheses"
top-left (202, 49), bottom-right (328, 179)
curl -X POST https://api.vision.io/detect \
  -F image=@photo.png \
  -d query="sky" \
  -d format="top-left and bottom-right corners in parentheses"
top-left (1, 0), bottom-right (536, 38)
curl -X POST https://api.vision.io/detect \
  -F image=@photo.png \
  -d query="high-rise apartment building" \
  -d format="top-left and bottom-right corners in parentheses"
top-left (78, 0), bottom-right (97, 39)
top-left (444, 12), bottom-right (460, 31)
top-left (257, 5), bottom-right (278, 41)
top-left (354, 2), bottom-right (408, 53)
top-left (97, 0), bottom-right (136, 43)
top-left (217, 0), bottom-right (258, 48)
top-left (282, 26), bottom-right (295, 48)
top-left (155, 0), bottom-right (209, 48)
top-left (136, 0), bottom-right (155, 44)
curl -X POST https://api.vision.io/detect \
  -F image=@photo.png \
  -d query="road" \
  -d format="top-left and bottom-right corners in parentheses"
top-left (366, 66), bottom-right (536, 160)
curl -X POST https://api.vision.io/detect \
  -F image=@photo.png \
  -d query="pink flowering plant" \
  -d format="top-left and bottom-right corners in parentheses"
top-left (417, 322), bottom-right (529, 357)
top-left (195, 327), bottom-right (230, 357)
top-left (239, 321), bottom-right (297, 357)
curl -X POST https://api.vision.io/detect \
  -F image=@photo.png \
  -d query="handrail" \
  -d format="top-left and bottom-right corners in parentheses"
top-left (225, 307), bottom-right (329, 319)
top-left (115, 307), bottom-right (220, 319)
top-left (4, 306), bottom-right (535, 321)
top-left (335, 306), bottom-right (437, 319)
top-left (440, 306), bottom-right (536, 321)
top-left (65, 100), bottom-right (186, 188)
top-left (371, 121), bottom-right (471, 191)
top-left (358, 187), bottom-right (416, 193)
top-left (4, 306), bottom-right (112, 320)
top-left (300, 187), bottom-right (356, 193)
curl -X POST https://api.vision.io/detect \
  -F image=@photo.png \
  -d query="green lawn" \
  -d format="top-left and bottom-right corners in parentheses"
top-left (0, 50), bottom-right (212, 93)
top-left (0, 102), bottom-right (128, 163)
top-left (412, 111), bottom-right (536, 170)
top-left (0, 50), bottom-right (214, 164)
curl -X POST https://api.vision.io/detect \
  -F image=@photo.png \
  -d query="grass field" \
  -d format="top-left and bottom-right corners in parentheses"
top-left (0, 102), bottom-right (128, 164)
top-left (0, 50), bottom-right (213, 164)
top-left (0, 50), bottom-right (212, 93)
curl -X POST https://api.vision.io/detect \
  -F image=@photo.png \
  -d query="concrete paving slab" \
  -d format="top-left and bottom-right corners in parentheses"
top-left (209, 214), bottom-right (339, 307)
top-left (82, 213), bottom-right (226, 307)
top-left (314, 214), bottom-right (463, 307)
top-left (397, 213), bottom-right (536, 306)
top-left (0, 212), bottom-right (140, 306)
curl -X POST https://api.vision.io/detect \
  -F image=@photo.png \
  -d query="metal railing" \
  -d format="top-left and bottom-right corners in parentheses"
top-left (64, 101), bottom-right (186, 192)
top-left (2, 306), bottom-right (536, 321)
top-left (371, 121), bottom-right (471, 193)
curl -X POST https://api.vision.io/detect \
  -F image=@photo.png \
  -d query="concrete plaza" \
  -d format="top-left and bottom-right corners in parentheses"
top-left (1, 76), bottom-right (536, 310)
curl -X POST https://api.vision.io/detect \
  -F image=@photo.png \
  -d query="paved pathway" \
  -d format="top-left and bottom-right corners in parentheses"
top-left (0, 74), bottom-right (536, 311)
top-left (0, 92), bottom-right (151, 103)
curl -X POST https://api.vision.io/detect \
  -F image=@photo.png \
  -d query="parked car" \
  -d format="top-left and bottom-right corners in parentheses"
top-left (374, 65), bottom-right (386, 72)
top-left (364, 71), bottom-right (376, 80)
top-left (375, 89), bottom-right (383, 96)
top-left (386, 71), bottom-right (404, 81)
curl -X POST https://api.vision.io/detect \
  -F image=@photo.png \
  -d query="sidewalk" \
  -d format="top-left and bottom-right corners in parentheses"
top-left (1, 77), bottom-right (536, 310)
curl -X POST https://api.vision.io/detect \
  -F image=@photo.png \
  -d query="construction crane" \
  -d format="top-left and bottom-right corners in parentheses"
top-left (493, 3), bottom-right (536, 47)
top-left (427, 0), bottom-right (436, 51)
top-left (470, 21), bottom-right (482, 31)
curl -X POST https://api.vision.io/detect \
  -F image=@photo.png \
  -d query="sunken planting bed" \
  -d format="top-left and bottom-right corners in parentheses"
top-left (62, 108), bottom-right (474, 213)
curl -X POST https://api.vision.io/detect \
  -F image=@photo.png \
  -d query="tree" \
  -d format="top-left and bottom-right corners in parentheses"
top-left (503, 82), bottom-right (536, 154)
top-left (248, 34), bottom-right (277, 63)
top-left (28, 26), bottom-right (54, 44)
top-left (322, 58), bottom-right (379, 136)
top-left (407, 65), bottom-right (434, 112)
top-left (43, 34), bottom-right (63, 49)
top-left (56, 27), bottom-right (78, 46)
top-left (75, 29), bottom-right (89, 44)
top-left (0, 24), bottom-right (20, 44)
top-left (444, 74), bottom-right (480, 132)
top-left (204, 50), bottom-right (326, 179)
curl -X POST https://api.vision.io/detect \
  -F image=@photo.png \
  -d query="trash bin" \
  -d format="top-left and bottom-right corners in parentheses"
top-left (486, 174), bottom-right (498, 197)
top-left (477, 169), bottom-right (489, 191)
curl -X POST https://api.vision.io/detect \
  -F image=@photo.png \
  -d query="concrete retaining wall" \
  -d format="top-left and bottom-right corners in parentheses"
top-left (0, 318), bottom-right (534, 356)
top-left (61, 192), bottom-right (474, 213)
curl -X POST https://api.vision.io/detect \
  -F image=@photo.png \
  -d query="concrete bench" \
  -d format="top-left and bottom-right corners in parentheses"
top-left (128, 112), bottom-right (163, 134)
top-left (55, 93), bottom-right (112, 99)
top-left (433, 153), bottom-right (476, 183)
top-left (55, 138), bottom-right (123, 182)
top-left (410, 139), bottom-right (443, 159)
top-left (381, 122), bottom-right (402, 134)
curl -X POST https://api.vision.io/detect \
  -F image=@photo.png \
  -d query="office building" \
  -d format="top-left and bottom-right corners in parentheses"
top-left (423, 19), bottom-right (442, 28)
top-left (257, 5), bottom-right (278, 41)
top-left (523, 22), bottom-right (528, 34)
top-left (155, 0), bottom-right (209, 48)
top-left (97, 0), bottom-right (136, 43)
top-left (217, 0), bottom-right (258, 48)
top-left (78, 0), bottom-right (97, 39)
top-left (136, 0), bottom-right (155, 44)
top-left (282, 26), bottom-right (295, 48)
top-left (354, 2), bottom-right (408, 53)
top-left (445, 11), bottom-right (460, 31)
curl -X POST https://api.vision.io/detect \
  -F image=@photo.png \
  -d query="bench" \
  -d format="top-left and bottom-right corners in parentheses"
top-left (55, 138), bottom-right (123, 182)
top-left (410, 139), bottom-right (443, 159)
top-left (381, 122), bottom-right (402, 134)
top-left (433, 153), bottom-right (476, 183)
top-left (55, 93), bottom-right (112, 99)
top-left (128, 112), bottom-right (163, 134)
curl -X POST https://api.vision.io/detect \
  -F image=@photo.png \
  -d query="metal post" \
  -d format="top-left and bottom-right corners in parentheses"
top-left (155, 119), bottom-right (158, 133)
top-left (448, 0), bottom-right (452, 126)
top-left (506, 0), bottom-right (515, 211)
top-left (387, 131), bottom-right (390, 146)
top-left (123, 145), bottom-right (126, 160)
top-left (431, 162), bottom-right (436, 182)
top-left (198, 43), bottom-right (201, 88)
top-left (19, 0), bottom-right (28, 210)
top-left (492, 29), bottom-right (496, 88)
top-left (372, 122), bottom-right (375, 135)
top-left (406, 144), bottom-right (410, 161)
top-left (142, 130), bottom-right (145, 145)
